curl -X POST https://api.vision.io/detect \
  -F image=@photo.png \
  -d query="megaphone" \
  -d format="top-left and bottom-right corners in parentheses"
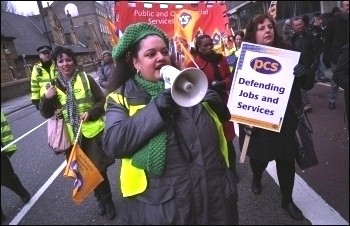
top-left (160, 65), bottom-right (208, 107)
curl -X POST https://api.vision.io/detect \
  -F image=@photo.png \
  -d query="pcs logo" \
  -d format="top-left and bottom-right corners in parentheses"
top-left (178, 12), bottom-right (192, 28)
top-left (212, 32), bottom-right (221, 45)
top-left (250, 57), bottom-right (281, 74)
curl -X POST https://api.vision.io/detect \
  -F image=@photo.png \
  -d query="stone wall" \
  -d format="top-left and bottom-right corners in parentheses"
top-left (1, 78), bottom-right (30, 102)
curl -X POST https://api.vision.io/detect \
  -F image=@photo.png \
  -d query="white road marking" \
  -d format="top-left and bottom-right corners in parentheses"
top-left (267, 161), bottom-right (348, 225)
top-left (9, 161), bottom-right (67, 225)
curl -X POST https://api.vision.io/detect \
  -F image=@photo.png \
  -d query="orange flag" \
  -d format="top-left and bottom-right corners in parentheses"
top-left (174, 9), bottom-right (200, 44)
top-left (63, 122), bottom-right (103, 204)
top-left (174, 9), bottom-right (200, 69)
top-left (107, 20), bottom-right (119, 46)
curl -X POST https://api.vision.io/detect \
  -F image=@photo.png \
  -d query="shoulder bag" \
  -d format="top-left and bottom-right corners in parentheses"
top-left (291, 102), bottom-right (318, 170)
top-left (47, 110), bottom-right (71, 154)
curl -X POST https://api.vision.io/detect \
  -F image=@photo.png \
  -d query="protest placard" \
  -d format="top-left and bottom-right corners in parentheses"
top-left (227, 42), bottom-right (300, 133)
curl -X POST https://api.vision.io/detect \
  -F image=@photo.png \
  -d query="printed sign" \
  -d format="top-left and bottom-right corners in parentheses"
top-left (116, 1), bottom-right (228, 38)
top-left (227, 42), bottom-right (300, 132)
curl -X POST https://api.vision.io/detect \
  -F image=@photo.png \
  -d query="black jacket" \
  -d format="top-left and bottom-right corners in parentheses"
top-left (323, 13), bottom-right (349, 64)
top-left (239, 60), bottom-right (315, 162)
top-left (290, 30), bottom-right (318, 69)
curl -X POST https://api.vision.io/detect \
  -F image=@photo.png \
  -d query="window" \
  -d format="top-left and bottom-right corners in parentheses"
top-left (228, 1), bottom-right (321, 30)
top-left (276, 1), bottom-right (320, 19)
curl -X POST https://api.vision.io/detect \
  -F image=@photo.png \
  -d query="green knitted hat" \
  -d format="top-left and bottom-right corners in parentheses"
top-left (112, 22), bottom-right (169, 60)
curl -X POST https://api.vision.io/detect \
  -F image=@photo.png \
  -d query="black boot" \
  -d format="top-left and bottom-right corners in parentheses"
top-left (96, 194), bottom-right (116, 220)
top-left (104, 199), bottom-right (116, 220)
top-left (97, 201), bottom-right (106, 216)
top-left (251, 174), bottom-right (262, 194)
top-left (282, 201), bottom-right (304, 221)
top-left (19, 189), bottom-right (31, 204)
top-left (15, 186), bottom-right (31, 204)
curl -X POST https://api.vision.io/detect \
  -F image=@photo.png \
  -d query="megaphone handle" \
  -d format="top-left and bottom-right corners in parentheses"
top-left (239, 134), bottom-right (251, 163)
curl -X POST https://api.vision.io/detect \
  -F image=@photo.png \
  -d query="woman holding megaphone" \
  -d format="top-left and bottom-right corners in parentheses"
top-left (102, 22), bottom-right (238, 225)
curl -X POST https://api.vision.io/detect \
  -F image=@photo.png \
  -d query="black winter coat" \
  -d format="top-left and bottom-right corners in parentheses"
top-left (103, 79), bottom-right (238, 224)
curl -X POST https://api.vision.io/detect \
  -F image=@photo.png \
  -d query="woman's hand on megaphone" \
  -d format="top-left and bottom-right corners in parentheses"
top-left (211, 80), bottom-right (225, 93)
top-left (155, 89), bottom-right (178, 120)
top-left (202, 90), bottom-right (230, 122)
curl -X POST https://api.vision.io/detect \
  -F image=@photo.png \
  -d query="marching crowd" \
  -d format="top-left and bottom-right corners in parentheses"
top-left (1, 1), bottom-right (348, 224)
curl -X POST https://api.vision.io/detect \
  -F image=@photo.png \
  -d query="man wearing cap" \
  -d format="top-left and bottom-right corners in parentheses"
top-left (97, 50), bottom-right (116, 95)
top-left (30, 45), bottom-right (56, 110)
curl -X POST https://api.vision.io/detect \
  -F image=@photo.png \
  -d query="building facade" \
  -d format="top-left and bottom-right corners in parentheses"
top-left (225, 1), bottom-right (339, 33)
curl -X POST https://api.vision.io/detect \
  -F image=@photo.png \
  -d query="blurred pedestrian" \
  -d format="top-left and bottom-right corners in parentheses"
top-left (39, 46), bottom-right (116, 220)
top-left (332, 43), bottom-right (349, 133)
top-left (240, 13), bottom-right (314, 221)
top-left (1, 112), bottom-right (31, 222)
top-left (290, 16), bottom-right (318, 112)
top-left (186, 34), bottom-right (238, 182)
top-left (30, 45), bottom-right (57, 110)
top-left (98, 50), bottom-right (116, 95)
top-left (323, 0), bottom-right (349, 110)
top-left (311, 13), bottom-right (330, 83)
top-left (222, 35), bottom-right (237, 72)
top-left (283, 18), bottom-right (293, 42)
top-left (233, 30), bottom-right (245, 58)
top-left (102, 22), bottom-right (238, 225)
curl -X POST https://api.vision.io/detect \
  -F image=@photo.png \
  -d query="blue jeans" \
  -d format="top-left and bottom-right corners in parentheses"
top-left (329, 62), bottom-right (339, 104)
top-left (315, 53), bottom-right (326, 80)
top-left (300, 89), bottom-right (310, 105)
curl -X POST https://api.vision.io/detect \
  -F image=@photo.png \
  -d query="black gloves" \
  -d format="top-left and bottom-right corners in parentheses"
top-left (32, 99), bottom-right (40, 110)
top-left (293, 64), bottom-right (315, 90)
top-left (202, 89), bottom-right (230, 122)
top-left (155, 89), bottom-right (178, 120)
top-left (211, 80), bottom-right (225, 93)
top-left (322, 55), bottom-right (331, 69)
top-left (293, 64), bottom-right (307, 78)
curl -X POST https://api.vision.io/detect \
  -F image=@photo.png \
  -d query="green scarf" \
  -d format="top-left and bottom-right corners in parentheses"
top-left (131, 75), bottom-right (167, 175)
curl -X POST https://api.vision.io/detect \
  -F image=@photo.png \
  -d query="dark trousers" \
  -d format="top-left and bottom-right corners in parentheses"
top-left (250, 158), bottom-right (295, 203)
top-left (1, 153), bottom-right (28, 197)
top-left (94, 170), bottom-right (113, 203)
top-left (1, 153), bottom-right (29, 217)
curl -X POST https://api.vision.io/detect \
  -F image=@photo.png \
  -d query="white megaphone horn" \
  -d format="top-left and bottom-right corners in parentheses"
top-left (160, 65), bottom-right (208, 107)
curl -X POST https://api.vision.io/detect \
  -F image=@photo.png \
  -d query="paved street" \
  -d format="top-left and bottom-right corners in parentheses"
top-left (1, 68), bottom-right (348, 225)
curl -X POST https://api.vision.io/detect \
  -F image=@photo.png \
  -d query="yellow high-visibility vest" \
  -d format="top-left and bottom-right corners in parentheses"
top-left (108, 92), bottom-right (228, 197)
top-left (40, 72), bottom-right (104, 142)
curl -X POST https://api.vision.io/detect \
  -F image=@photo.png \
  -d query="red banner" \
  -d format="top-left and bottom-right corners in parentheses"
top-left (116, 1), bottom-right (228, 39)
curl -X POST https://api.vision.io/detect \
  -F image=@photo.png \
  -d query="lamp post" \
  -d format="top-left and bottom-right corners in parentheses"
top-left (22, 54), bottom-right (29, 77)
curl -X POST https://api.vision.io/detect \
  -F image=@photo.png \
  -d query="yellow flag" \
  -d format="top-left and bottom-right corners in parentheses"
top-left (64, 144), bottom-right (104, 204)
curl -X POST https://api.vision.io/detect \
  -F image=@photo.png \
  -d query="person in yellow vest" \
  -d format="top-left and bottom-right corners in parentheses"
top-left (102, 22), bottom-right (239, 225)
top-left (31, 45), bottom-right (57, 110)
top-left (1, 112), bottom-right (31, 222)
top-left (38, 46), bottom-right (116, 220)
top-left (222, 34), bottom-right (238, 73)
